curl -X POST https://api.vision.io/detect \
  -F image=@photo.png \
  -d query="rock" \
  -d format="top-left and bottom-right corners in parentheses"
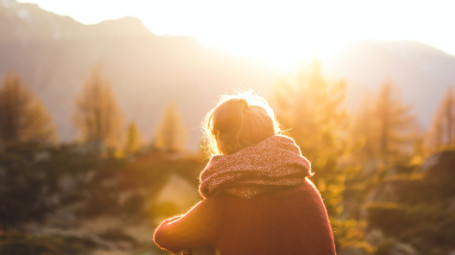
top-left (101, 178), bottom-right (117, 188)
top-left (58, 175), bottom-right (77, 194)
top-left (34, 150), bottom-right (51, 162)
top-left (393, 242), bottom-right (418, 255)
top-left (84, 171), bottom-right (95, 184)
top-left (46, 194), bottom-right (60, 206)
top-left (365, 229), bottom-right (385, 246)
top-left (377, 239), bottom-right (419, 255)
top-left (365, 181), bottom-right (401, 203)
top-left (418, 150), bottom-right (455, 180)
top-left (419, 153), bottom-right (440, 174)
top-left (118, 190), bottom-right (146, 215)
top-left (364, 150), bottom-right (455, 208)
top-left (418, 150), bottom-right (455, 198)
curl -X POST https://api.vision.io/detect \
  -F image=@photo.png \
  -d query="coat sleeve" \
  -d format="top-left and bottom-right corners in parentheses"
top-left (153, 198), bottom-right (218, 253)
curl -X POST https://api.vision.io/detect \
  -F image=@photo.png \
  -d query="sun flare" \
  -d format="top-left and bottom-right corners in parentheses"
top-left (193, 32), bottom-right (338, 71)
top-left (136, 0), bottom-right (345, 72)
top-left (16, 0), bottom-right (455, 71)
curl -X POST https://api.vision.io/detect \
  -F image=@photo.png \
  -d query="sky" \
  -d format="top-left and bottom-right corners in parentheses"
top-left (16, 0), bottom-right (455, 69)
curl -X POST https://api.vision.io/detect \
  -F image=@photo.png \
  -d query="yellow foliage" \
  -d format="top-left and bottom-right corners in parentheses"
top-left (0, 73), bottom-right (58, 144)
top-left (74, 67), bottom-right (124, 149)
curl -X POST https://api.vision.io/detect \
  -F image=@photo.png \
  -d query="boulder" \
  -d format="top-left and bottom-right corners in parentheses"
top-left (419, 150), bottom-right (455, 180)
top-left (377, 239), bottom-right (419, 255)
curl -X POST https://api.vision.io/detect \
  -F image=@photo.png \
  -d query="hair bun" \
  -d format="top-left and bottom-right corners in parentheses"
top-left (239, 98), bottom-right (249, 111)
top-left (204, 91), bottom-right (280, 156)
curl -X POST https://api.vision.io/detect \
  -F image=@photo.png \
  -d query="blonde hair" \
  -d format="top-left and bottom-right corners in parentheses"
top-left (203, 91), bottom-right (280, 156)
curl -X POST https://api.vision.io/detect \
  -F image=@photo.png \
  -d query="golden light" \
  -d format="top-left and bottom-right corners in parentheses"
top-left (16, 0), bottom-right (455, 71)
top-left (136, 0), bottom-right (350, 71)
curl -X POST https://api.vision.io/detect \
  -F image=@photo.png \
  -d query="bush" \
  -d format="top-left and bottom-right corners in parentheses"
top-left (366, 202), bottom-right (455, 252)
top-left (331, 219), bottom-right (375, 253)
top-left (366, 202), bottom-right (414, 236)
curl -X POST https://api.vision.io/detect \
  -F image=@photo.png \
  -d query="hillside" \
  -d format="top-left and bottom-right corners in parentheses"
top-left (0, 0), bottom-right (279, 147)
top-left (324, 40), bottom-right (455, 127)
top-left (1, 0), bottom-right (455, 147)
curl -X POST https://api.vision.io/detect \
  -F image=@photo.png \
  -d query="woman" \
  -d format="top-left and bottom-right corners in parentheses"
top-left (153, 92), bottom-right (336, 254)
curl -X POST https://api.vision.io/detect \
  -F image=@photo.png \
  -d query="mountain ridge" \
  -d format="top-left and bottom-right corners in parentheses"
top-left (324, 40), bottom-right (455, 128)
top-left (0, 0), bottom-right (279, 147)
top-left (1, 0), bottom-right (455, 147)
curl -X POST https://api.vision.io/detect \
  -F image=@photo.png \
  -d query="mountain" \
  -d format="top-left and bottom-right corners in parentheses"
top-left (324, 40), bottom-right (455, 128)
top-left (0, 0), bottom-right (279, 147)
top-left (1, 0), bottom-right (455, 147)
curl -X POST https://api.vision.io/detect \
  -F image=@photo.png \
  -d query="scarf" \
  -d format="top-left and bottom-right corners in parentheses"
top-left (199, 135), bottom-right (312, 199)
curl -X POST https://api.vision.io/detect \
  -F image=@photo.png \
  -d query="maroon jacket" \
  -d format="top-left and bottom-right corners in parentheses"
top-left (154, 178), bottom-right (336, 254)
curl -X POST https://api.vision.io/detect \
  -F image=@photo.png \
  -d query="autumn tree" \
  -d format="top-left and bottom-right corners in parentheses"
top-left (274, 60), bottom-right (349, 216)
top-left (0, 73), bottom-right (57, 144)
top-left (353, 83), bottom-right (417, 166)
top-left (428, 87), bottom-right (455, 151)
top-left (153, 103), bottom-right (187, 152)
top-left (375, 83), bottom-right (417, 163)
top-left (74, 68), bottom-right (123, 149)
top-left (124, 121), bottom-right (143, 154)
top-left (351, 91), bottom-right (376, 162)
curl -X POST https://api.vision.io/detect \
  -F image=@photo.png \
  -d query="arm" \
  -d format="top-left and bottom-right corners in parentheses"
top-left (153, 199), bottom-right (218, 253)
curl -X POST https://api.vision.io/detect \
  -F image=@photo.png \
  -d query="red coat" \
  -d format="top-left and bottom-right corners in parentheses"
top-left (154, 178), bottom-right (336, 254)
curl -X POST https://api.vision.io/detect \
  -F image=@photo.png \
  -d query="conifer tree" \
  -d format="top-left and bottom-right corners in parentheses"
top-left (153, 103), bottom-right (187, 152)
top-left (428, 87), bottom-right (455, 151)
top-left (0, 73), bottom-right (57, 144)
top-left (375, 83), bottom-right (416, 164)
top-left (353, 82), bottom-right (417, 166)
top-left (274, 60), bottom-right (349, 216)
top-left (74, 68), bottom-right (123, 149)
top-left (125, 121), bottom-right (142, 154)
top-left (351, 91), bottom-right (376, 161)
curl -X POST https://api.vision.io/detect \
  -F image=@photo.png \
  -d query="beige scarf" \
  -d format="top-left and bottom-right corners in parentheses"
top-left (199, 135), bottom-right (312, 199)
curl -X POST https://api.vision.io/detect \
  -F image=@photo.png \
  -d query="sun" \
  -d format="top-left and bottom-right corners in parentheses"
top-left (189, 28), bottom-right (342, 72)
top-left (135, 1), bottom-right (347, 72)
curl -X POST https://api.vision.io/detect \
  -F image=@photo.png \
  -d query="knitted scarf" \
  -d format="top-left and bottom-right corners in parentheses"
top-left (199, 135), bottom-right (312, 199)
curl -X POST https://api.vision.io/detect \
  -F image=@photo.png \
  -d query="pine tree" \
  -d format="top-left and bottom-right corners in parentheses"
top-left (74, 68), bottom-right (123, 149)
top-left (153, 102), bottom-right (187, 152)
top-left (274, 60), bottom-right (349, 216)
top-left (125, 121), bottom-right (142, 154)
top-left (0, 73), bottom-right (57, 144)
top-left (373, 82), bottom-right (417, 164)
top-left (428, 87), bottom-right (455, 151)
top-left (352, 91), bottom-right (376, 161)
top-left (352, 82), bottom-right (418, 167)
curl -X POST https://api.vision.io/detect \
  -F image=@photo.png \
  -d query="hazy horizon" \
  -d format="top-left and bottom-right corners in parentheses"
top-left (14, 0), bottom-right (455, 69)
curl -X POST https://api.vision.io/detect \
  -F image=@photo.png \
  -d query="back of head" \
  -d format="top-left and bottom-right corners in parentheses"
top-left (204, 91), bottom-right (279, 156)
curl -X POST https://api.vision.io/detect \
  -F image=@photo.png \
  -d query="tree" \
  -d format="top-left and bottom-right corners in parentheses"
top-left (0, 73), bottom-right (57, 144)
top-left (124, 121), bottom-right (143, 154)
top-left (428, 88), bottom-right (455, 151)
top-left (353, 83), bottom-right (417, 167)
top-left (74, 68), bottom-right (123, 149)
top-left (274, 60), bottom-right (349, 216)
top-left (352, 83), bottom-right (420, 176)
top-left (353, 83), bottom-right (418, 165)
top-left (153, 102), bottom-right (187, 152)
top-left (351, 91), bottom-right (376, 161)
top-left (374, 82), bottom-right (417, 164)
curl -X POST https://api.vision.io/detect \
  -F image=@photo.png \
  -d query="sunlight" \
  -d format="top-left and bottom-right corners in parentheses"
top-left (137, 0), bottom-right (345, 71)
top-left (195, 32), bottom-right (332, 72)
top-left (16, 0), bottom-right (455, 71)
